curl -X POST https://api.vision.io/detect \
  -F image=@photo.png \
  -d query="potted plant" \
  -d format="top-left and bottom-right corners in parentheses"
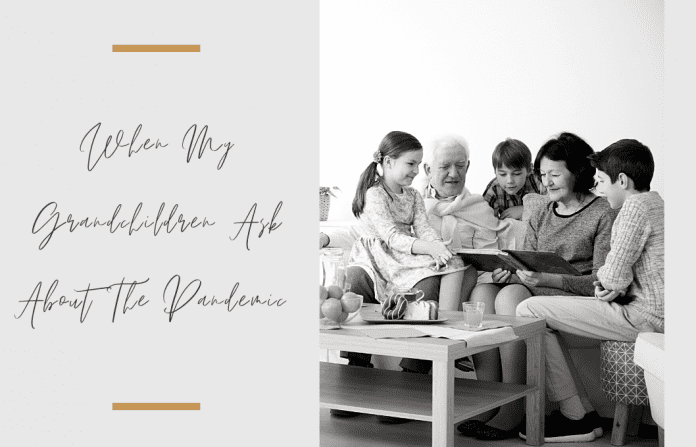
top-left (319, 186), bottom-right (341, 221)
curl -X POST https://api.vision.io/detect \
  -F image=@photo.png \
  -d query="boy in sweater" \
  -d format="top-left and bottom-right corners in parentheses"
top-left (516, 139), bottom-right (664, 443)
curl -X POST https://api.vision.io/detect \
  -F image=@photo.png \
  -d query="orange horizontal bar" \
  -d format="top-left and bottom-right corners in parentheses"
top-left (112, 45), bottom-right (200, 52)
top-left (113, 403), bottom-right (200, 410)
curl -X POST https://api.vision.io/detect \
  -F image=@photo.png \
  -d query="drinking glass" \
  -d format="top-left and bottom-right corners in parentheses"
top-left (320, 248), bottom-right (346, 289)
top-left (463, 302), bottom-right (485, 329)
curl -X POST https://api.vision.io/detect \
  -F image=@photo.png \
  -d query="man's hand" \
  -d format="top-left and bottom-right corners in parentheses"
top-left (500, 205), bottom-right (523, 220)
top-left (593, 280), bottom-right (624, 302)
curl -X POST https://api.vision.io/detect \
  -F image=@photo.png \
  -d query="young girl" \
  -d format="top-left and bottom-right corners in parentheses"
top-left (349, 130), bottom-right (466, 310)
top-left (333, 131), bottom-right (468, 423)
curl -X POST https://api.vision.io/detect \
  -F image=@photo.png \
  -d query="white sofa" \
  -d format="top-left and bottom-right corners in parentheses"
top-left (634, 331), bottom-right (665, 444)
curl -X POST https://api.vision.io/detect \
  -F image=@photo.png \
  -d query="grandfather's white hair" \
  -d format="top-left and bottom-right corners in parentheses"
top-left (423, 134), bottom-right (470, 166)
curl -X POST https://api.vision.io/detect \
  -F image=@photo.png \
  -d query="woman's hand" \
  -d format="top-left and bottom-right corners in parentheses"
top-left (492, 268), bottom-right (512, 283)
top-left (516, 270), bottom-right (543, 287)
top-left (516, 271), bottom-right (564, 289)
top-left (593, 280), bottom-right (624, 302)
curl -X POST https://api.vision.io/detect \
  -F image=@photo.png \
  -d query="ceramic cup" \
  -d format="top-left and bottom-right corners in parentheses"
top-left (391, 286), bottom-right (425, 302)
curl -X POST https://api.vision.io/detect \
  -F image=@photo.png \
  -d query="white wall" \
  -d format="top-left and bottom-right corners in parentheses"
top-left (320, 0), bottom-right (664, 221)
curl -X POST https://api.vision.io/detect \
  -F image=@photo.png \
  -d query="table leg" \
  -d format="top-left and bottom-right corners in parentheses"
top-left (525, 332), bottom-right (545, 445)
top-left (431, 359), bottom-right (454, 447)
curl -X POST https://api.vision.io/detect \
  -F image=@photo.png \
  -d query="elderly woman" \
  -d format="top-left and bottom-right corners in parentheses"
top-left (457, 132), bottom-right (618, 441)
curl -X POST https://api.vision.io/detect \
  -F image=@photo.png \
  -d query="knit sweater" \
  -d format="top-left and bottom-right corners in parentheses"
top-left (597, 192), bottom-right (664, 331)
top-left (524, 194), bottom-right (618, 296)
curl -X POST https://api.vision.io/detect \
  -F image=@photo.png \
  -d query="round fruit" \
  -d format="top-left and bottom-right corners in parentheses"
top-left (320, 298), bottom-right (343, 322)
top-left (327, 285), bottom-right (344, 299)
top-left (337, 311), bottom-right (349, 323)
top-left (319, 285), bottom-right (328, 301)
top-left (340, 292), bottom-right (362, 313)
top-left (319, 300), bottom-right (326, 318)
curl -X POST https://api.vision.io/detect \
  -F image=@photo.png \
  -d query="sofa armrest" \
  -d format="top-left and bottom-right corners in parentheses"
top-left (320, 221), bottom-right (359, 264)
top-left (634, 332), bottom-right (665, 429)
top-left (322, 227), bottom-right (356, 251)
top-left (634, 332), bottom-right (664, 382)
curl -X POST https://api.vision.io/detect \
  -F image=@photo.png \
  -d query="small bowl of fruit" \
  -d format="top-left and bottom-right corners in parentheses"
top-left (319, 284), bottom-right (363, 328)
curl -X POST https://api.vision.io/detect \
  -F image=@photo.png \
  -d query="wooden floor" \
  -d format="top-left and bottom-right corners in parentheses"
top-left (320, 409), bottom-right (659, 447)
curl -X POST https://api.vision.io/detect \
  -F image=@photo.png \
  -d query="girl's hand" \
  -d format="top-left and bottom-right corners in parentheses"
top-left (492, 268), bottom-right (512, 283)
top-left (516, 270), bottom-right (543, 287)
top-left (428, 241), bottom-right (453, 268)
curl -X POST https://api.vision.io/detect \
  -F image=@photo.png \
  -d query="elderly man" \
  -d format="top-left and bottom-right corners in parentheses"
top-left (422, 134), bottom-right (525, 253)
top-left (422, 135), bottom-right (529, 440)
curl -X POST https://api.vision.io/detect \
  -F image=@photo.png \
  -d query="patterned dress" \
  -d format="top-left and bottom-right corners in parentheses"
top-left (349, 184), bottom-right (465, 302)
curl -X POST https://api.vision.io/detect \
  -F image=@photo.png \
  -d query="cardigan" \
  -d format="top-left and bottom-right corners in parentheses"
top-left (597, 191), bottom-right (664, 330)
top-left (523, 194), bottom-right (618, 296)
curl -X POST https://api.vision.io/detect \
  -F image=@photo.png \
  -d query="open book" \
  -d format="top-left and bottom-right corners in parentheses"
top-left (456, 249), bottom-right (582, 275)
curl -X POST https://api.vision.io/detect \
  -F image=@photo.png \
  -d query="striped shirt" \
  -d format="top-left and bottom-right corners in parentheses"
top-left (483, 173), bottom-right (546, 218)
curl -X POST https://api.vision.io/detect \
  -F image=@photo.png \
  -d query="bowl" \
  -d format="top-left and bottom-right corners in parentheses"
top-left (320, 291), bottom-right (363, 327)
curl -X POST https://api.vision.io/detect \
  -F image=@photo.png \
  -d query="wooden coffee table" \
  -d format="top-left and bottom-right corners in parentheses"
top-left (320, 306), bottom-right (546, 446)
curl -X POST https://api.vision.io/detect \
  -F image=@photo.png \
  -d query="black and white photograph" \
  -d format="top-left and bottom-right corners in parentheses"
top-left (2, 0), bottom-right (691, 446)
top-left (319, 1), bottom-right (667, 446)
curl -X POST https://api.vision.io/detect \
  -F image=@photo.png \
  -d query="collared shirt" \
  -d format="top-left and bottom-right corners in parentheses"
top-left (483, 173), bottom-right (546, 218)
top-left (424, 183), bottom-right (457, 202)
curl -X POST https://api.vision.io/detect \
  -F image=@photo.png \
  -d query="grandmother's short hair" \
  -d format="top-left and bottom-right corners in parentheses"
top-left (534, 132), bottom-right (596, 194)
top-left (424, 134), bottom-right (470, 166)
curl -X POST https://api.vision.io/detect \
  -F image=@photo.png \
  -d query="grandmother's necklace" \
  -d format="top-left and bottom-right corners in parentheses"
top-left (558, 194), bottom-right (590, 215)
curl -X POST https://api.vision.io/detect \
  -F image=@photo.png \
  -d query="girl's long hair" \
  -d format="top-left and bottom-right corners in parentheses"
top-left (351, 131), bottom-right (423, 218)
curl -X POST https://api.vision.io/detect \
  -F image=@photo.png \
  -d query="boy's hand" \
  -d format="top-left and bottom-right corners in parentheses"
top-left (492, 267), bottom-right (512, 283)
top-left (593, 280), bottom-right (624, 302)
top-left (500, 205), bottom-right (524, 220)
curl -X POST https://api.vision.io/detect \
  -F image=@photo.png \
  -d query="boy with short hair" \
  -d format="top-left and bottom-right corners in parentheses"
top-left (516, 139), bottom-right (664, 443)
top-left (483, 138), bottom-right (546, 219)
